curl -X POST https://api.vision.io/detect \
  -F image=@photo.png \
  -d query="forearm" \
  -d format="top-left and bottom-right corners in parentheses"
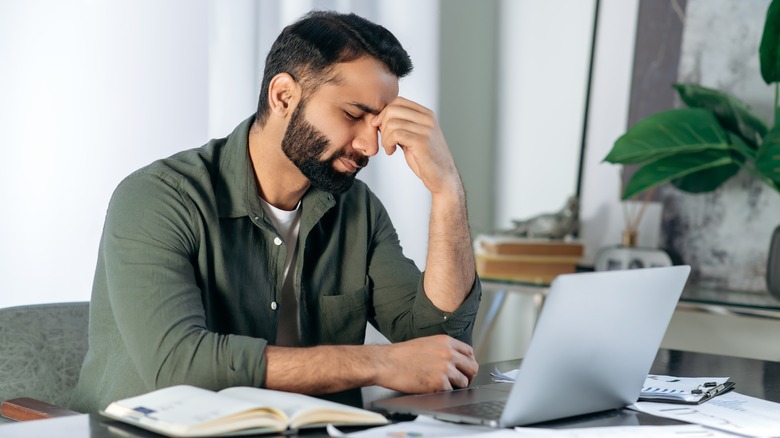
top-left (264, 344), bottom-right (379, 394)
top-left (264, 335), bottom-right (478, 394)
top-left (424, 177), bottom-right (476, 312)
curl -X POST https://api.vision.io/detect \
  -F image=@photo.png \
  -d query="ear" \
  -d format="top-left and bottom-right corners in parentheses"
top-left (267, 73), bottom-right (301, 118)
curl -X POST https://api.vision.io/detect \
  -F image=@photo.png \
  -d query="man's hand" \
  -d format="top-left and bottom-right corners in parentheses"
top-left (264, 335), bottom-right (478, 394)
top-left (372, 96), bottom-right (476, 313)
top-left (371, 97), bottom-right (460, 195)
top-left (375, 334), bottom-right (478, 393)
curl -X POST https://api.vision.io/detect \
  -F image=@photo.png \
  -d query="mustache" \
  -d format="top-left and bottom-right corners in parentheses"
top-left (333, 150), bottom-right (369, 168)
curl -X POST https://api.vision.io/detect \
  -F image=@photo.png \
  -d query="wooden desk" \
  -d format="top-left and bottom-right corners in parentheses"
top-left (3, 349), bottom-right (779, 437)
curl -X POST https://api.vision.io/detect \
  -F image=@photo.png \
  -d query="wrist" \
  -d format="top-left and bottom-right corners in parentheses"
top-left (367, 343), bottom-right (395, 388)
top-left (430, 176), bottom-right (465, 207)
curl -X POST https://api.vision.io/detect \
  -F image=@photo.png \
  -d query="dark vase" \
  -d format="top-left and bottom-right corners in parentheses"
top-left (768, 225), bottom-right (780, 300)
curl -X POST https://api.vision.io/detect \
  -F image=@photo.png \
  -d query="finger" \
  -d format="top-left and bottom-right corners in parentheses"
top-left (372, 97), bottom-right (434, 129)
top-left (443, 338), bottom-right (478, 382)
top-left (447, 355), bottom-right (471, 388)
top-left (449, 373), bottom-right (469, 389)
top-left (378, 104), bottom-right (435, 128)
top-left (451, 349), bottom-right (479, 382)
top-left (447, 336), bottom-right (476, 357)
top-left (381, 117), bottom-right (431, 138)
top-left (378, 127), bottom-right (422, 155)
top-left (379, 128), bottom-right (423, 156)
top-left (460, 357), bottom-right (479, 383)
top-left (378, 131), bottom-right (397, 156)
top-left (386, 96), bottom-right (432, 115)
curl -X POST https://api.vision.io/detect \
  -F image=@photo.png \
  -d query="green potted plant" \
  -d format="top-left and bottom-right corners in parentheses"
top-left (602, 0), bottom-right (780, 295)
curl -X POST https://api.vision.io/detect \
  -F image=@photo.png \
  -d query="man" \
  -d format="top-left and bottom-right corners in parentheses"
top-left (70, 10), bottom-right (481, 413)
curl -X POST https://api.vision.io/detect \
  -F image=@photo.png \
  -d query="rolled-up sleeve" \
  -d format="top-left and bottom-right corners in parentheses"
top-left (410, 272), bottom-right (481, 343)
top-left (367, 192), bottom-right (481, 344)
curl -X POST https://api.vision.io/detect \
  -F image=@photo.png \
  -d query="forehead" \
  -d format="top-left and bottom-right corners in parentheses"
top-left (312, 57), bottom-right (399, 112)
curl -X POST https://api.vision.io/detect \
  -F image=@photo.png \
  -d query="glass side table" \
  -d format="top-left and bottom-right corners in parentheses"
top-left (665, 286), bottom-right (780, 361)
top-left (474, 278), bottom-right (549, 360)
top-left (678, 286), bottom-right (780, 319)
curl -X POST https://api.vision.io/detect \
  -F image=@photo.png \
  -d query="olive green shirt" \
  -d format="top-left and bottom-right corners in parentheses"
top-left (70, 115), bottom-right (481, 413)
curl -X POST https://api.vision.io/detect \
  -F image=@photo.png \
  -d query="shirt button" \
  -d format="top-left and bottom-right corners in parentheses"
top-left (443, 315), bottom-right (449, 321)
top-left (273, 237), bottom-right (282, 246)
top-left (271, 301), bottom-right (278, 310)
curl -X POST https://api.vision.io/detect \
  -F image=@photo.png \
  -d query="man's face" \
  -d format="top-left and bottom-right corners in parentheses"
top-left (281, 100), bottom-right (367, 194)
top-left (281, 56), bottom-right (399, 194)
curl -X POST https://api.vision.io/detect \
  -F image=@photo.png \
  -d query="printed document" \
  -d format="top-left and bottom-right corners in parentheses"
top-left (512, 425), bottom-right (742, 437)
top-left (630, 391), bottom-right (780, 437)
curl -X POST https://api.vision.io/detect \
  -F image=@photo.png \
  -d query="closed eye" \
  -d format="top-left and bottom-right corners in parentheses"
top-left (344, 111), bottom-right (362, 121)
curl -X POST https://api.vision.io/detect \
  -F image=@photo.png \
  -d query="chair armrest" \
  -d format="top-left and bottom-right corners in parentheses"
top-left (1, 397), bottom-right (81, 421)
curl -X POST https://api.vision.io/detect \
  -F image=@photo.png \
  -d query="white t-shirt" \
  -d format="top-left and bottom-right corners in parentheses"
top-left (259, 198), bottom-right (302, 346)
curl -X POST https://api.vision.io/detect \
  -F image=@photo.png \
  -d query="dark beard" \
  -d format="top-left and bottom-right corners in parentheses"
top-left (281, 103), bottom-right (368, 194)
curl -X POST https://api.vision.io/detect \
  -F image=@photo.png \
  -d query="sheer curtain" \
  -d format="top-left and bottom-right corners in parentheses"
top-left (208, 0), bottom-right (440, 270)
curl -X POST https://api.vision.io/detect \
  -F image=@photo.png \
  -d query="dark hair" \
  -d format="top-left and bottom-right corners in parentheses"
top-left (255, 11), bottom-right (413, 126)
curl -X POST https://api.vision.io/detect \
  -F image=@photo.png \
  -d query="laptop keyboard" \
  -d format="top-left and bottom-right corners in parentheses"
top-left (439, 400), bottom-right (506, 419)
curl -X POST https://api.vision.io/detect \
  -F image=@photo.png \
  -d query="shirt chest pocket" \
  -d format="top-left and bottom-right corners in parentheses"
top-left (317, 285), bottom-right (369, 345)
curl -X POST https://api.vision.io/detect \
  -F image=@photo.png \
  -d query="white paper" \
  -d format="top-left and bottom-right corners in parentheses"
top-left (640, 375), bottom-right (730, 403)
top-left (329, 415), bottom-right (497, 437)
top-left (491, 367), bottom-right (520, 383)
top-left (330, 420), bottom-right (742, 437)
top-left (512, 425), bottom-right (739, 437)
top-left (630, 391), bottom-right (780, 437)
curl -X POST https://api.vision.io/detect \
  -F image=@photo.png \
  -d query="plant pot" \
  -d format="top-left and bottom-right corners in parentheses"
top-left (767, 225), bottom-right (780, 300)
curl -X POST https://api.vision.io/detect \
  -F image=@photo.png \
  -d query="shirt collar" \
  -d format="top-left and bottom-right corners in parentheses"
top-left (216, 115), bottom-right (335, 220)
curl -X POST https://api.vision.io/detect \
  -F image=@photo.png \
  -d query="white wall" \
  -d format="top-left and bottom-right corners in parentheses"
top-left (495, 0), bottom-right (596, 229)
top-left (472, 0), bottom-right (642, 363)
top-left (579, 0), bottom-right (642, 264)
top-left (207, 0), bottom-right (262, 139)
top-left (0, 1), bottom-right (210, 308)
top-left (1, 0), bottom-right (642, 308)
top-left (356, 0), bottom-right (439, 272)
top-left (493, 0), bottom-right (646, 261)
top-left (0, 0), bottom-right (438, 308)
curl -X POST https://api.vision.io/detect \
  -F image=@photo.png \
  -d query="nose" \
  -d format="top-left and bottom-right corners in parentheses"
top-left (352, 122), bottom-right (379, 157)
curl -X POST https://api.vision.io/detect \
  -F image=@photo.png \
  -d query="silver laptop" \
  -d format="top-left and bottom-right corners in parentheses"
top-left (373, 265), bottom-right (691, 427)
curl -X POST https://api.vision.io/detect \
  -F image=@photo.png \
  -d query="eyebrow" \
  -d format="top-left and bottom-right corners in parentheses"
top-left (347, 101), bottom-right (381, 116)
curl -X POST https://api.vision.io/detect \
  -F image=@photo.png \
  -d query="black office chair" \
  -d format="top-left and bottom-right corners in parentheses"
top-left (0, 302), bottom-right (89, 422)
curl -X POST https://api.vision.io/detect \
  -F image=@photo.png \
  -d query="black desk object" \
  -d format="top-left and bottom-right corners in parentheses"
top-left (3, 349), bottom-right (779, 437)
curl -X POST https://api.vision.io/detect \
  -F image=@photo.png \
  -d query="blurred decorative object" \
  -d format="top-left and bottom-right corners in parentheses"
top-left (621, 182), bottom-right (657, 248)
top-left (594, 180), bottom-right (671, 272)
top-left (503, 196), bottom-right (579, 240)
top-left (603, 0), bottom-right (779, 199)
top-left (475, 235), bottom-right (583, 284)
top-left (603, 0), bottom-right (780, 290)
top-left (768, 226), bottom-right (780, 300)
top-left (594, 246), bottom-right (672, 271)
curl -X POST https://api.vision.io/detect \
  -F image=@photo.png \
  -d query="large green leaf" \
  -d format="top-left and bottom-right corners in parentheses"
top-left (622, 149), bottom-right (737, 199)
top-left (760, 0), bottom-right (780, 84)
top-left (605, 108), bottom-right (730, 164)
top-left (671, 133), bottom-right (747, 193)
top-left (671, 163), bottom-right (740, 193)
top-left (674, 83), bottom-right (769, 148)
top-left (726, 130), bottom-right (757, 161)
top-left (757, 126), bottom-right (780, 183)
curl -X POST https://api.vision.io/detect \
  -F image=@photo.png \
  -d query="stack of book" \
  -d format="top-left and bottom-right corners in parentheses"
top-left (475, 235), bottom-right (584, 284)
